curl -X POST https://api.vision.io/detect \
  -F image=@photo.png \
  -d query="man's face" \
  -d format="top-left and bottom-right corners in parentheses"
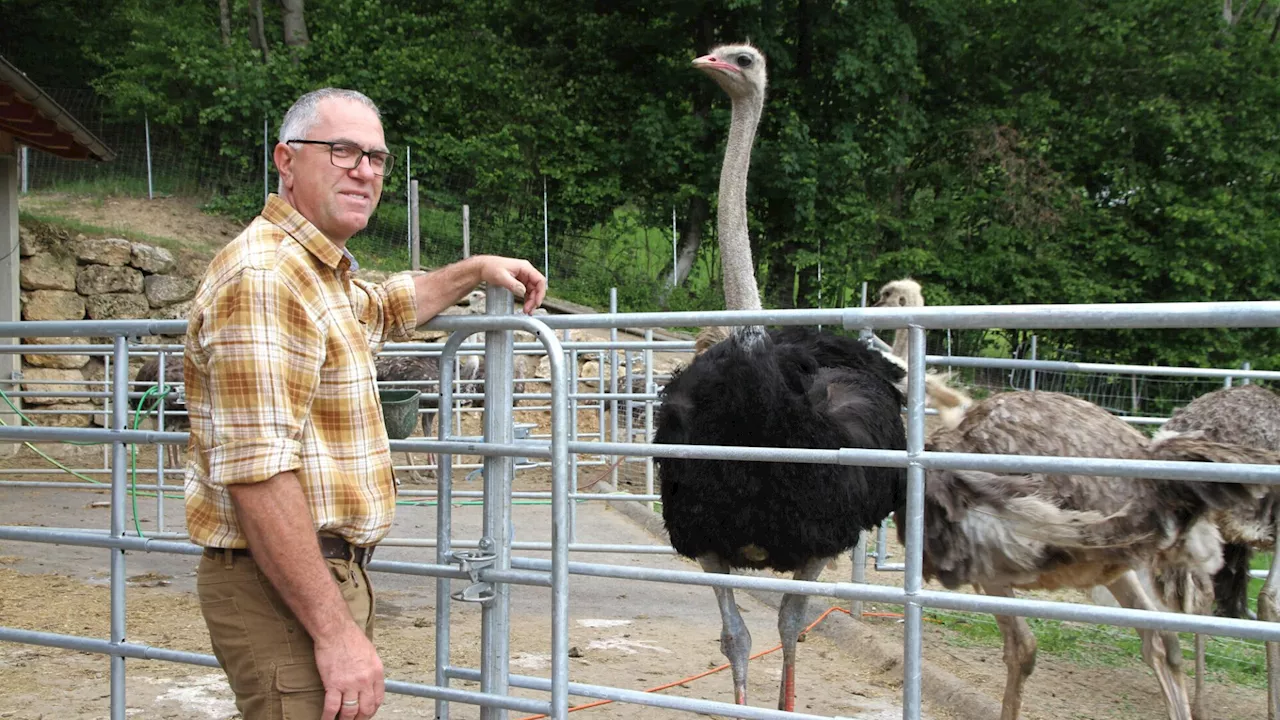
top-left (277, 98), bottom-right (386, 244)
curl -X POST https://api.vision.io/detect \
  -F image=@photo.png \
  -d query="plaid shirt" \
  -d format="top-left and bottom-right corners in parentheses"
top-left (183, 194), bottom-right (418, 548)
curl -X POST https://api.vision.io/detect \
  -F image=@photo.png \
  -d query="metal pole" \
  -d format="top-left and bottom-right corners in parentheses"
top-left (902, 326), bottom-right (927, 720)
top-left (644, 329), bottom-right (655, 512)
top-left (851, 532), bottom-right (866, 617)
top-left (858, 281), bottom-right (870, 343)
top-left (435, 331), bottom-right (467, 720)
top-left (406, 147), bottom-right (412, 251)
top-left (480, 288), bottom-right (515, 720)
top-left (263, 117), bottom-right (269, 206)
top-left (409, 179), bottom-right (420, 271)
top-left (568, 333), bottom-right (579, 544)
top-left (19, 145), bottom-right (28, 193)
top-left (1243, 361), bottom-right (1252, 386)
top-left (144, 114), bottom-right (154, 200)
top-left (110, 336), bottom-right (129, 720)
top-left (543, 176), bottom-right (550, 280)
top-left (609, 288), bottom-right (619, 489)
top-left (1028, 334), bottom-right (1037, 392)
top-left (155, 352), bottom-right (166, 534)
top-left (671, 206), bottom-right (677, 286)
top-left (463, 205), bottom-right (471, 259)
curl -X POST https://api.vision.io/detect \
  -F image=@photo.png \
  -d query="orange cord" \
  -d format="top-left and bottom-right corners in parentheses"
top-left (514, 605), bottom-right (904, 720)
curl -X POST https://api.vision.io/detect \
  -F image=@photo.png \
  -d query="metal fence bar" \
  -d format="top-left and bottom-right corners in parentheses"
top-left (902, 326), bottom-right (927, 720)
top-left (109, 336), bottom-right (128, 720)
top-left (480, 288), bottom-right (516, 720)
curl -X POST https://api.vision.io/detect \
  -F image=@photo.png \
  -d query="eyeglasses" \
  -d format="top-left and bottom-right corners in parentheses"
top-left (286, 139), bottom-right (395, 176)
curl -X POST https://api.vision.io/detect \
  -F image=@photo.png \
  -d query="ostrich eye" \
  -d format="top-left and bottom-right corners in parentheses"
top-left (735, 54), bottom-right (753, 68)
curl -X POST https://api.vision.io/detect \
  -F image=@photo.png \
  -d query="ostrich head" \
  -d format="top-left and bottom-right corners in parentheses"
top-left (873, 279), bottom-right (924, 308)
top-left (693, 44), bottom-right (767, 102)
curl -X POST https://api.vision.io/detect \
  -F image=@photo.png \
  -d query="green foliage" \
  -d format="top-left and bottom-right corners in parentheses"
top-left (9, 0), bottom-right (1280, 368)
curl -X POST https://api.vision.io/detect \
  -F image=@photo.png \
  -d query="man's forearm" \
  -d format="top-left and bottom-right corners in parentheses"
top-left (227, 471), bottom-right (357, 641)
top-left (413, 256), bottom-right (484, 325)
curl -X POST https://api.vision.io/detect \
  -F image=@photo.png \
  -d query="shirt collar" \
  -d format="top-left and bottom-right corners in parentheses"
top-left (261, 194), bottom-right (348, 271)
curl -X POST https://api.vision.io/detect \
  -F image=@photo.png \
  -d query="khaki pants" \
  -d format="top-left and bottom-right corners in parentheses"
top-left (197, 550), bottom-right (376, 720)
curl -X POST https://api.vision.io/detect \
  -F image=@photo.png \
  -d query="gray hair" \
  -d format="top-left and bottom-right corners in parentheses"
top-left (276, 88), bottom-right (382, 193)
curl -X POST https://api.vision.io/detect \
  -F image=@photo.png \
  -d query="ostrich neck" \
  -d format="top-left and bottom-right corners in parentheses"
top-left (892, 328), bottom-right (908, 359)
top-left (719, 95), bottom-right (763, 312)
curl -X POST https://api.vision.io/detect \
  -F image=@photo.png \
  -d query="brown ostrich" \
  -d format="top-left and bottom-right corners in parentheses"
top-left (1158, 383), bottom-right (1280, 720)
top-left (912, 390), bottom-right (1275, 720)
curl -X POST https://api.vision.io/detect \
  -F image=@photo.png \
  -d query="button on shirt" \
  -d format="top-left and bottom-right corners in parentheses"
top-left (183, 194), bottom-right (418, 548)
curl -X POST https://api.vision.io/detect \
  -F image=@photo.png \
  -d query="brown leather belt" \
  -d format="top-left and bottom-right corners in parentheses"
top-left (203, 533), bottom-right (375, 567)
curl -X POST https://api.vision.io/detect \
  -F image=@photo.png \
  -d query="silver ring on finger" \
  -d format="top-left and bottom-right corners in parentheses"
top-left (343, 698), bottom-right (359, 707)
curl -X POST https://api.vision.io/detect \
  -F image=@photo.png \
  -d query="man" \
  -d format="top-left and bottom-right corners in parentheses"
top-left (183, 88), bottom-right (546, 720)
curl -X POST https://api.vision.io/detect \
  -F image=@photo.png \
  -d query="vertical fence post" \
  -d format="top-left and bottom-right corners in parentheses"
top-left (1029, 334), bottom-right (1038, 392)
top-left (462, 205), bottom-right (471, 259)
top-left (405, 146), bottom-right (412, 251)
top-left (643, 329), bottom-right (655, 512)
top-left (671, 206), bottom-right (677, 287)
top-left (902, 326), bottom-right (928, 720)
top-left (1242, 361), bottom-right (1252, 386)
top-left (263, 117), bottom-right (269, 206)
top-left (543, 176), bottom-right (550, 280)
top-left (858, 281), bottom-right (871, 343)
top-left (609, 288), bottom-right (619, 489)
top-left (109, 336), bottom-right (129, 720)
top-left (144, 114), bottom-right (154, 200)
top-left (409, 179), bottom-right (420, 271)
top-left (479, 287), bottom-right (515, 720)
top-left (19, 145), bottom-right (28, 194)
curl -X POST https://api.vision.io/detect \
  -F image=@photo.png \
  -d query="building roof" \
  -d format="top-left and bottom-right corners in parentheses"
top-left (0, 54), bottom-right (114, 161)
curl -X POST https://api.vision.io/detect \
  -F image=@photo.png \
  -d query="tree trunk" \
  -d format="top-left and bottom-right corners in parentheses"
top-left (672, 196), bottom-right (709, 287)
top-left (218, 0), bottom-right (231, 47)
top-left (281, 0), bottom-right (309, 48)
top-left (248, 0), bottom-right (270, 63)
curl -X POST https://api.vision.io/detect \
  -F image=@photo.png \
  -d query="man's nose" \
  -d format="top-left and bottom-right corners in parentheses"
top-left (348, 155), bottom-right (377, 179)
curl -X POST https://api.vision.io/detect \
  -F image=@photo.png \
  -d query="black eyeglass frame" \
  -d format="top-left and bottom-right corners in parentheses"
top-left (286, 139), bottom-right (395, 176)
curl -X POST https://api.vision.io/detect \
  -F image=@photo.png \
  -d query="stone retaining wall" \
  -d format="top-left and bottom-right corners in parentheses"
top-left (16, 222), bottom-right (197, 427)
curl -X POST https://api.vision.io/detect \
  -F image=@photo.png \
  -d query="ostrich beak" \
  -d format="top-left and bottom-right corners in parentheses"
top-left (693, 54), bottom-right (740, 73)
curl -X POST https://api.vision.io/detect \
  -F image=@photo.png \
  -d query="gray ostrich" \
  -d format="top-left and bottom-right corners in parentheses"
top-left (1159, 383), bottom-right (1280, 720)
top-left (655, 43), bottom-right (908, 712)
top-left (375, 333), bottom-right (485, 483)
top-left (913, 390), bottom-right (1273, 720)
top-left (870, 277), bottom-right (972, 427)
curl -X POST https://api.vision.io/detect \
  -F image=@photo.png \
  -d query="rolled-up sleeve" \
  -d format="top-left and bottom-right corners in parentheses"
top-left (200, 268), bottom-right (324, 486)
top-left (351, 273), bottom-right (418, 349)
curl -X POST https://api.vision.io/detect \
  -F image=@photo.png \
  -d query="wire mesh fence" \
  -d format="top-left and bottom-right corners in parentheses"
top-left (17, 94), bottom-right (716, 315)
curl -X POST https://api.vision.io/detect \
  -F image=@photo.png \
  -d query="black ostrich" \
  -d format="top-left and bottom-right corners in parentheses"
top-left (653, 43), bottom-right (908, 711)
top-left (655, 328), bottom-right (906, 709)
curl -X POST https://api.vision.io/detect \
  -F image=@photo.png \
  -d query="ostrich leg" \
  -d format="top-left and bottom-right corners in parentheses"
top-left (777, 556), bottom-right (828, 711)
top-left (980, 584), bottom-right (1037, 720)
top-left (699, 554), bottom-right (752, 704)
top-left (1259, 518), bottom-right (1280, 720)
top-left (1107, 571), bottom-right (1193, 720)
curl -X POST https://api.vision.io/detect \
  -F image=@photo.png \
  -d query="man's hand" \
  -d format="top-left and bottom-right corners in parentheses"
top-left (317, 624), bottom-right (386, 720)
top-left (475, 256), bottom-right (547, 314)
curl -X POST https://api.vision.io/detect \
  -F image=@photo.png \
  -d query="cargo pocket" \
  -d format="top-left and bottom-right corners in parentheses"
top-left (198, 597), bottom-right (260, 699)
top-left (276, 661), bottom-right (327, 720)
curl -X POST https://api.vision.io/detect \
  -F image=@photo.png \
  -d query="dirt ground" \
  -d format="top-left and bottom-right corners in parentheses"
top-left (0, 439), bottom-right (1270, 720)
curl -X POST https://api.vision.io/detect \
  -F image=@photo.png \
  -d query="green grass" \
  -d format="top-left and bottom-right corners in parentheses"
top-left (924, 591), bottom-right (1267, 689)
top-left (18, 208), bottom-right (189, 252)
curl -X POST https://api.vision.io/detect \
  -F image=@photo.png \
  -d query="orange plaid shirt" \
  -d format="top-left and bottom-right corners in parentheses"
top-left (183, 194), bottom-right (418, 548)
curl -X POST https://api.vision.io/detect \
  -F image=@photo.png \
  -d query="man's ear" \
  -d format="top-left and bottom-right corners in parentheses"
top-left (273, 142), bottom-right (294, 191)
